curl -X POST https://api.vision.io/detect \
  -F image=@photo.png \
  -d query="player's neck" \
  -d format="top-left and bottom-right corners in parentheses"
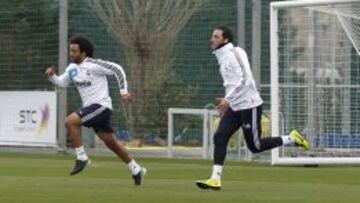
top-left (75, 56), bottom-right (87, 64)
top-left (215, 42), bottom-right (229, 50)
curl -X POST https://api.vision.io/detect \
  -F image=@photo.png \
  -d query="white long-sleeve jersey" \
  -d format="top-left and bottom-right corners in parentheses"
top-left (48, 57), bottom-right (128, 109)
top-left (213, 43), bottom-right (262, 111)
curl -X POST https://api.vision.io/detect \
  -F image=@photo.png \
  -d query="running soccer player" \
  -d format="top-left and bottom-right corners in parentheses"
top-left (45, 36), bottom-right (146, 185)
top-left (195, 25), bottom-right (310, 190)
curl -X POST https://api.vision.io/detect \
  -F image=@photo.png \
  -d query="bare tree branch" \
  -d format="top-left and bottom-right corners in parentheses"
top-left (88, 0), bottom-right (203, 140)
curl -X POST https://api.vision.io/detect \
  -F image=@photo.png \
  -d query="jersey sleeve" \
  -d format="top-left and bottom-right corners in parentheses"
top-left (89, 58), bottom-right (129, 95)
top-left (224, 49), bottom-right (249, 102)
top-left (48, 64), bottom-right (73, 88)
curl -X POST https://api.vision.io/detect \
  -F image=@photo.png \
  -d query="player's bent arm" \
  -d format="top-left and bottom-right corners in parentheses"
top-left (108, 62), bottom-right (128, 95)
top-left (94, 60), bottom-right (129, 95)
top-left (224, 62), bottom-right (245, 103)
top-left (88, 58), bottom-right (130, 97)
top-left (224, 81), bottom-right (242, 103)
top-left (48, 73), bottom-right (71, 88)
top-left (104, 62), bottom-right (132, 104)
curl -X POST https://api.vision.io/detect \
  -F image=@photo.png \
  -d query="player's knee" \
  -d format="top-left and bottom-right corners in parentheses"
top-left (247, 144), bottom-right (261, 153)
top-left (65, 118), bottom-right (74, 128)
top-left (64, 118), bottom-right (70, 129)
top-left (65, 115), bottom-right (79, 128)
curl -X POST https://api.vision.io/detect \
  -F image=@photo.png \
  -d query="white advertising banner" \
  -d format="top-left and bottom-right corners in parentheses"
top-left (0, 91), bottom-right (57, 147)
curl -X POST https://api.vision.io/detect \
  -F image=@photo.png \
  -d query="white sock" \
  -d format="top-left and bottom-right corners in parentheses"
top-left (281, 135), bottom-right (295, 145)
top-left (210, 164), bottom-right (223, 181)
top-left (75, 146), bottom-right (88, 161)
top-left (127, 159), bottom-right (141, 175)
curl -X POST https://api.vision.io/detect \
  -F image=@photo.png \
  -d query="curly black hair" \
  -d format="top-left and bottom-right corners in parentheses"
top-left (70, 36), bottom-right (94, 57)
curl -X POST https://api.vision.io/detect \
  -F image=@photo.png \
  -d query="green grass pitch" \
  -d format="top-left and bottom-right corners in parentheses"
top-left (0, 152), bottom-right (359, 203)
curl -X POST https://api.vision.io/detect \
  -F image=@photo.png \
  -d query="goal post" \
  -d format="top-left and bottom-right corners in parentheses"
top-left (167, 108), bottom-right (253, 160)
top-left (167, 108), bottom-right (210, 159)
top-left (270, 0), bottom-right (360, 165)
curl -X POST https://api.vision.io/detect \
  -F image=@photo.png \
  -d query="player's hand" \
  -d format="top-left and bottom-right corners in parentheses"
top-left (121, 93), bottom-right (133, 105)
top-left (216, 98), bottom-right (229, 117)
top-left (45, 65), bottom-right (57, 77)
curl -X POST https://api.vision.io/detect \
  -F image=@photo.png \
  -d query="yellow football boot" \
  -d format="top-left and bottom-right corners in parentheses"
top-left (195, 178), bottom-right (221, 191)
top-left (290, 130), bottom-right (310, 150)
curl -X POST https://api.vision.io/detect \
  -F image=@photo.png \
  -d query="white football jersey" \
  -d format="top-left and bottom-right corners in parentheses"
top-left (49, 57), bottom-right (128, 109)
top-left (213, 43), bottom-right (262, 111)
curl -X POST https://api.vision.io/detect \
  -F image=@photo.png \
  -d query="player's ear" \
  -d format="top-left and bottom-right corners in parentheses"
top-left (224, 38), bottom-right (229, 43)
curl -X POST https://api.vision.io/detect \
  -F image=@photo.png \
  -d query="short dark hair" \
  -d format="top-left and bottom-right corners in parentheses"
top-left (214, 25), bottom-right (233, 43)
top-left (70, 36), bottom-right (94, 57)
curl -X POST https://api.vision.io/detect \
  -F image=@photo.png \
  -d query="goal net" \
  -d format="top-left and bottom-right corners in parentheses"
top-left (167, 108), bottom-right (211, 159)
top-left (270, 0), bottom-right (360, 165)
top-left (167, 108), bottom-right (254, 160)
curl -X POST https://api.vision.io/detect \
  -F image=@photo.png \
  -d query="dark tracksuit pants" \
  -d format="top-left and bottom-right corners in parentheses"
top-left (213, 105), bottom-right (283, 165)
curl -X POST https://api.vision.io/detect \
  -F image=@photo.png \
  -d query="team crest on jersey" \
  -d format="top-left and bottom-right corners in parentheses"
top-left (69, 68), bottom-right (92, 87)
top-left (69, 68), bottom-right (78, 79)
